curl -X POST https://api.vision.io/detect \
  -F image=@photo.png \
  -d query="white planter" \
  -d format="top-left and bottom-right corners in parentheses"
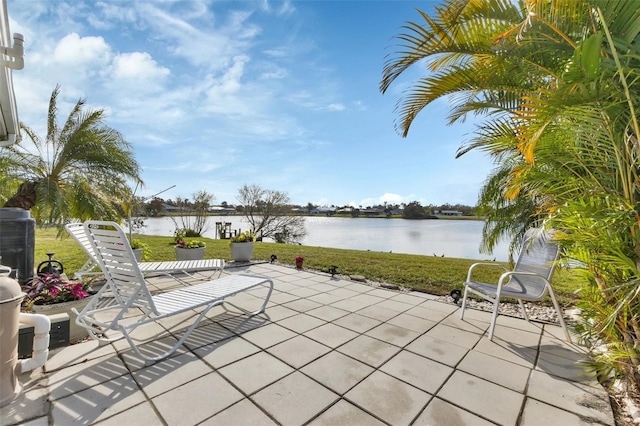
top-left (32, 296), bottom-right (94, 343)
top-left (175, 247), bottom-right (205, 261)
top-left (231, 242), bottom-right (254, 262)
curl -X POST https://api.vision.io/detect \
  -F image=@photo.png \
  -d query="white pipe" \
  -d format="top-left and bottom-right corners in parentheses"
top-left (0, 33), bottom-right (24, 70)
top-left (17, 313), bottom-right (50, 373)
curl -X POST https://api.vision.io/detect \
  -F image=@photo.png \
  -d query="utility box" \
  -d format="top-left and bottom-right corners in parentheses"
top-left (18, 313), bottom-right (70, 358)
top-left (0, 208), bottom-right (35, 283)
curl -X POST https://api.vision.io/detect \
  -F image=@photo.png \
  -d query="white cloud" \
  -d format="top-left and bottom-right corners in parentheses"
top-left (326, 103), bottom-right (345, 111)
top-left (111, 52), bottom-right (170, 82)
top-left (53, 33), bottom-right (111, 68)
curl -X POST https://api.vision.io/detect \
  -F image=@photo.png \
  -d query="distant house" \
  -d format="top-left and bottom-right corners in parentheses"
top-left (437, 210), bottom-right (463, 216)
top-left (161, 203), bottom-right (182, 213)
top-left (311, 206), bottom-right (336, 215)
top-left (209, 206), bottom-right (237, 215)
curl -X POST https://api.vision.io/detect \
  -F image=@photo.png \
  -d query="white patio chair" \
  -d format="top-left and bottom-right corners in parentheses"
top-left (73, 220), bottom-right (274, 364)
top-left (460, 228), bottom-right (570, 342)
top-left (65, 222), bottom-right (224, 283)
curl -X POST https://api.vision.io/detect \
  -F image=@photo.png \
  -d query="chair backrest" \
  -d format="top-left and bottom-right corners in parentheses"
top-left (84, 220), bottom-right (156, 313)
top-left (66, 222), bottom-right (99, 263)
top-left (511, 228), bottom-right (559, 297)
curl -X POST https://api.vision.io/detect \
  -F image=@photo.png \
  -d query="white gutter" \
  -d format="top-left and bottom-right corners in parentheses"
top-left (0, 0), bottom-right (23, 148)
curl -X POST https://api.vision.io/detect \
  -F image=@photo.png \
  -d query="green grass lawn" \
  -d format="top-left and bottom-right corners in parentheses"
top-left (35, 228), bottom-right (583, 306)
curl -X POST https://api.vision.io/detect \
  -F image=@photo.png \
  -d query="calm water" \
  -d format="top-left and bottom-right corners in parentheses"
top-left (131, 216), bottom-right (510, 261)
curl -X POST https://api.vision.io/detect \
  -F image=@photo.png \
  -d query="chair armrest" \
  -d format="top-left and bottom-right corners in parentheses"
top-left (466, 262), bottom-right (509, 282)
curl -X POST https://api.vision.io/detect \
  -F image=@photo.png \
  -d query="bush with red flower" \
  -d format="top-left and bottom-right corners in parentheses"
top-left (21, 273), bottom-right (92, 308)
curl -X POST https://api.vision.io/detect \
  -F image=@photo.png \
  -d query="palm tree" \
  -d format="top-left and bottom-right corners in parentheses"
top-left (0, 85), bottom-right (142, 226)
top-left (381, 0), bottom-right (640, 388)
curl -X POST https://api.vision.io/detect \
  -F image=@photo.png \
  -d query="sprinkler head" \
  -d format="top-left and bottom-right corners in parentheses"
top-left (450, 289), bottom-right (462, 304)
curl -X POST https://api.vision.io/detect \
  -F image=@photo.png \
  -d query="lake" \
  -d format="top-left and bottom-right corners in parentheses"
top-left (130, 216), bottom-right (510, 262)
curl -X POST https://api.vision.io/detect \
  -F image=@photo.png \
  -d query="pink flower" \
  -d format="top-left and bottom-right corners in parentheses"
top-left (49, 286), bottom-right (60, 297)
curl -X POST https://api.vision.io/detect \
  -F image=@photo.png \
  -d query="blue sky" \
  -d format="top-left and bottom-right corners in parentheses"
top-left (7, 0), bottom-right (494, 208)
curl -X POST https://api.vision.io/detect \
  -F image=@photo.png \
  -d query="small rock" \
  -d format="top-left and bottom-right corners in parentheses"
top-left (350, 275), bottom-right (367, 282)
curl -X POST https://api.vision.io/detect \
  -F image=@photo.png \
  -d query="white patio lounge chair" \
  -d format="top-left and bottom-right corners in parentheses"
top-left (65, 222), bottom-right (224, 283)
top-left (73, 220), bottom-right (274, 364)
top-left (460, 228), bottom-right (571, 342)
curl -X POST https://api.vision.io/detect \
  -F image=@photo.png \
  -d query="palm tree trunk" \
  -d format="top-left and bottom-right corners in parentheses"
top-left (3, 181), bottom-right (37, 210)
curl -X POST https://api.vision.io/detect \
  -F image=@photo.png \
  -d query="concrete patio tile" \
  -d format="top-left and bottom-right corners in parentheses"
top-left (306, 305), bottom-right (350, 322)
top-left (473, 336), bottom-right (538, 368)
top-left (330, 298), bottom-right (371, 312)
top-left (495, 314), bottom-right (545, 334)
top-left (356, 305), bottom-right (399, 322)
top-left (337, 335), bottom-right (401, 368)
top-left (413, 397), bottom-right (495, 426)
top-left (364, 288), bottom-right (396, 299)
top-left (276, 313), bottom-right (327, 333)
top-left (457, 306), bottom-right (493, 322)
top-left (373, 298), bottom-right (413, 313)
top-left (527, 370), bottom-right (613, 424)
top-left (390, 292), bottom-right (432, 306)
top-left (251, 371), bottom-right (339, 426)
top-left (425, 323), bottom-right (483, 349)
top-left (364, 322), bottom-right (420, 348)
top-left (332, 313), bottom-right (381, 333)
top-left (259, 304), bottom-right (299, 322)
top-left (307, 281), bottom-right (341, 292)
top-left (201, 399), bottom-right (277, 426)
top-left (287, 286), bottom-right (322, 298)
top-left (182, 321), bottom-right (236, 350)
top-left (153, 372), bottom-right (244, 425)
top-left (0, 382), bottom-right (49, 425)
top-left (489, 325), bottom-right (542, 348)
top-left (267, 291), bottom-right (300, 305)
top-left (326, 287), bottom-right (363, 299)
top-left (131, 352), bottom-right (212, 398)
top-left (282, 298), bottom-right (323, 313)
top-left (420, 300), bottom-right (459, 314)
top-left (458, 350), bottom-right (531, 392)
top-left (345, 370), bottom-right (431, 425)
top-left (304, 323), bottom-right (360, 348)
top-left (89, 401), bottom-right (161, 425)
top-left (240, 323), bottom-right (297, 349)
top-left (44, 340), bottom-right (116, 372)
top-left (115, 335), bottom-right (192, 372)
top-left (539, 334), bottom-right (588, 359)
top-left (438, 370), bottom-right (524, 425)
top-left (193, 336), bottom-right (261, 369)
top-left (406, 334), bottom-right (469, 367)
top-left (218, 352), bottom-right (294, 395)
top-left (346, 293), bottom-right (386, 307)
top-left (440, 314), bottom-right (489, 335)
top-left (380, 350), bottom-right (453, 394)
top-left (301, 351), bottom-right (375, 395)
top-left (386, 312), bottom-right (437, 334)
top-left (404, 305), bottom-right (451, 322)
top-left (521, 398), bottom-right (596, 426)
top-left (47, 353), bottom-right (129, 400)
top-left (536, 350), bottom-right (595, 383)
top-left (307, 292), bottom-right (344, 305)
top-left (217, 312), bottom-right (270, 335)
top-left (308, 400), bottom-right (386, 426)
top-left (267, 335), bottom-right (331, 368)
top-left (50, 374), bottom-right (145, 425)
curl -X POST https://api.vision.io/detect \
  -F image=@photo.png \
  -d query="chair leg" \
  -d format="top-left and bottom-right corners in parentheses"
top-left (548, 286), bottom-right (571, 343)
top-left (488, 296), bottom-right (500, 341)
top-left (518, 299), bottom-right (529, 322)
top-left (460, 285), bottom-right (469, 320)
